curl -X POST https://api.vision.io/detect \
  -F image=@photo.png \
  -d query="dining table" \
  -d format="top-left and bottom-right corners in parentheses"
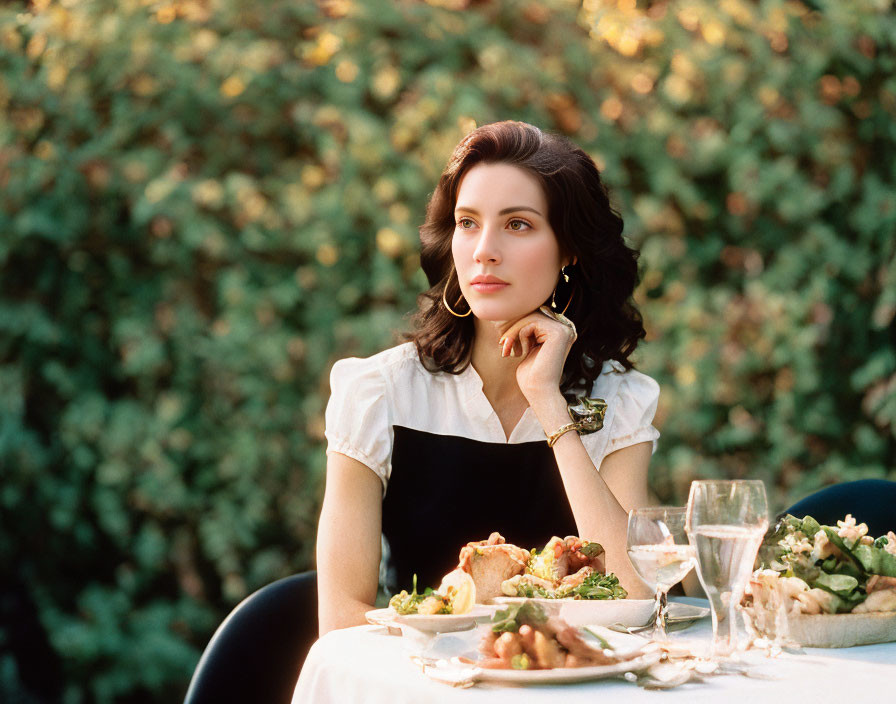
top-left (292, 597), bottom-right (896, 703)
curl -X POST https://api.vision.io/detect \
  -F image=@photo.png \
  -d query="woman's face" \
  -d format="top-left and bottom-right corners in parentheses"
top-left (452, 162), bottom-right (568, 323)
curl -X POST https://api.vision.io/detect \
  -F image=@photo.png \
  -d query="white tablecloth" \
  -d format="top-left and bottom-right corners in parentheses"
top-left (293, 599), bottom-right (896, 703)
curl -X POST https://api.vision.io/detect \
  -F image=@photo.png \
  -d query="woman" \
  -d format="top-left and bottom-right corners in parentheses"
top-left (317, 121), bottom-right (659, 633)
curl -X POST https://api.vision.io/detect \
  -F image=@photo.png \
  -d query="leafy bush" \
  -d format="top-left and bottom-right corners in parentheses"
top-left (1, 0), bottom-right (893, 701)
top-left (577, 0), bottom-right (896, 501)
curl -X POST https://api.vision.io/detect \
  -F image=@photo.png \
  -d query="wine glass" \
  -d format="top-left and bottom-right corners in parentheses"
top-left (626, 506), bottom-right (696, 640)
top-left (685, 480), bottom-right (769, 657)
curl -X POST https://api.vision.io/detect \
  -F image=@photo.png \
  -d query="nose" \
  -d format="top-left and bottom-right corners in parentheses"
top-left (472, 224), bottom-right (501, 265)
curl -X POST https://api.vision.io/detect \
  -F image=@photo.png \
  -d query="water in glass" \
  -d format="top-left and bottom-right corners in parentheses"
top-left (686, 480), bottom-right (768, 658)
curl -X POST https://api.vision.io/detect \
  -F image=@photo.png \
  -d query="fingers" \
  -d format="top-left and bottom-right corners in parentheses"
top-left (518, 323), bottom-right (537, 358)
top-left (499, 310), bottom-right (572, 359)
top-left (499, 335), bottom-right (513, 357)
top-left (499, 334), bottom-right (524, 358)
top-left (500, 324), bottom-right (538, 358)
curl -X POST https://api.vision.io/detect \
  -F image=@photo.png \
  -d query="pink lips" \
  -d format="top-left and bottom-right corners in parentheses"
top-left (470, 274), bottom-right (509, 293)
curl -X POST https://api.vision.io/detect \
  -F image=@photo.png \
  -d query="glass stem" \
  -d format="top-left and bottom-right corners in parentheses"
top-left (652, 587), bottom-right (669, 640)
top-left (710, 592), bottom-right (737, 656)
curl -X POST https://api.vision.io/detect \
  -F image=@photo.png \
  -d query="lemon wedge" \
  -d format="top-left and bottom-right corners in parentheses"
top-left (438, 568), bottom-right (476, 615)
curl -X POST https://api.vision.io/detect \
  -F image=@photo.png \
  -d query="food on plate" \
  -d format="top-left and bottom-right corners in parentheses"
top-left (746, 514), bottom-right (896, 616)
top-left (389, 569), bottom-right (476, 615)
top-left (474, 600), bottom-right (642, 670)
top-left (439, 568), bottom-right (476, 614)
top-left (501, 567), bottom-right (627, 600)
top-left (392, 532), bottom-right (625, 614)
top-left (458, 532), bottom-right (624, 601)
top-left (528, 536), bottom-right (606, 581)
top-left (499, 536), bottom-right (626, 600)
top-left (457, 532), bottom-right (531, 602)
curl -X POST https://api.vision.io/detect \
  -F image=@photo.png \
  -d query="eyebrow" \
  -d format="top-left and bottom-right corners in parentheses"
top-left (454, 206), bottom-right (544, 217)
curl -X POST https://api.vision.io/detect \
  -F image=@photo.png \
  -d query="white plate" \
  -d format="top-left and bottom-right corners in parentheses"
top-left (490, 597), bottom-right (654, 627)
top-left (490, 598), bottom-right (709, 628)
top-left (424, 652), bottom-right (661, 685)
top-left (365, 605), bottom-right (496, 633)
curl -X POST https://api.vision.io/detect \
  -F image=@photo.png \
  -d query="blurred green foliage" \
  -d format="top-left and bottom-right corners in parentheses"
top-left (0, 0), bottom-right (893, 701)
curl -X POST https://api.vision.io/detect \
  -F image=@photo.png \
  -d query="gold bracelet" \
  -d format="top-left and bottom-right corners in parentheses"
top-left (547, 421), bottom-right (580, 447)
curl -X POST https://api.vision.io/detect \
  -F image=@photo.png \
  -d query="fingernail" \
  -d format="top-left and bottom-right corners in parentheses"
top-left (499, 338), bottom-right (505, 346)
top-left (509, 348), bottom-right (516, 357)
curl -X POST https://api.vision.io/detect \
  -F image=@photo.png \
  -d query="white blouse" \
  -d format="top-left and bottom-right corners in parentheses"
top-left (325, 342), bottom-right (660, 495)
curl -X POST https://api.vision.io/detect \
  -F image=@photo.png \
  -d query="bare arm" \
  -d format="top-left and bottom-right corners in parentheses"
top-left (598, 441), bottom-right (652, 512)
top-left (500, 311), bottom-right (654, 598)
top-left (605, 445), bottom-right (704, 598)
top-left (533, 394), bottom-right (654, 598)
top-left (316, 452), bottom-right (383, 635)
top-left (551, 426), bottom-right (704, 598)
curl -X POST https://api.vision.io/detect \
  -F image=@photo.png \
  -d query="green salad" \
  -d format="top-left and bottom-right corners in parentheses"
top-left (526, 540), bottom-right (604, 583)
top-left (501, 536), bottom-right (626, 600)
top-left (508, 571), bottom-right (627, 600)
top-left (388, 575), bottom-right (451, 615)
top-left (490, 600), bottom-right (549, 633)
top-left (757, 514), bottom-right (896, 613)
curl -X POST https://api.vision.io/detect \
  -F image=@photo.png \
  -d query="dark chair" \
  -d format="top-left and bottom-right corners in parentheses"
top-left (183, 571), bottom-right (318, 704)
top-left (781, 479), bottom-right (896, 536)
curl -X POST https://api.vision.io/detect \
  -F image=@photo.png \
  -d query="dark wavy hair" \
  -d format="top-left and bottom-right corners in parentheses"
top-left (408, 120), bottom-right (645, 394)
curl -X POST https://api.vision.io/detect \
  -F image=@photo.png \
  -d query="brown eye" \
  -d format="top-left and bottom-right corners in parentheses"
top-left (457, 217), bottom-right (475, 229)
top-left (508, 219), bottom-right (531, 231)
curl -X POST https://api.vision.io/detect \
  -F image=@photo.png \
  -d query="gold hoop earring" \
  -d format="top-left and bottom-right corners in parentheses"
top-left (442, 271), bottom-right (472, 317)
top-left (551, 266), bottom-right (573, 316)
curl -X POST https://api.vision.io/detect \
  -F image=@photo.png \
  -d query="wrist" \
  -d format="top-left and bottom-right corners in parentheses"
top-left (526, 388), bottom-right (569, 419)
top-left (528, 390), bottom-right (569, 428)
top-left (535, 393), bottom-right (608, 447)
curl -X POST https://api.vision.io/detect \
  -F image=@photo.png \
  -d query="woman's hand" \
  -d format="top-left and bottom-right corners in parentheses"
top-left (498, 309), bottom-right (576, 407)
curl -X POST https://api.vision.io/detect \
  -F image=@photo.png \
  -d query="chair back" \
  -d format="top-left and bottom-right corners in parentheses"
top-left (184, 571), bottom-right (318, 704)
top-left (781, 479), bottom-right (896, 536)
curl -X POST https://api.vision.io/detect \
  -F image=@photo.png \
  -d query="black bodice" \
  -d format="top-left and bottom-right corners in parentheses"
top-left (381, 425), bottom-right (578, 592)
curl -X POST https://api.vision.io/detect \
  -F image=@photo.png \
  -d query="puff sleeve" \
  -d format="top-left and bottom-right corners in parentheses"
top-left (606, 369), bottom-right (661, 455)
top-left (324, 357), bottom-right (393, 492)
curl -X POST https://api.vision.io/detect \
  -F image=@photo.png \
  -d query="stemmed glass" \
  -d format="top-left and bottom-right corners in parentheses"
top-left (685, 480), bottom-right (769, 657)
top-left (626, 506), bottom-right (696, 640)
